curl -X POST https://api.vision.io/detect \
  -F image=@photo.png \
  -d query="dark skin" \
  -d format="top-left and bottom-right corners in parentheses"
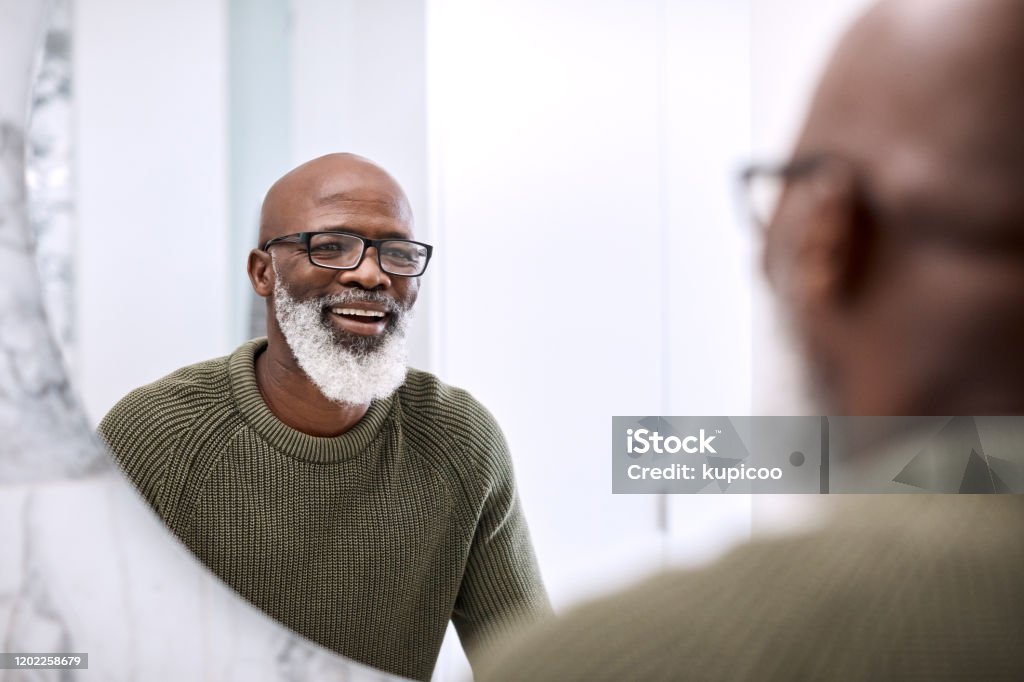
top-left (765, 0), bottom-right (1024, 416)
top-left (247, 153), bottom-right (419, 437)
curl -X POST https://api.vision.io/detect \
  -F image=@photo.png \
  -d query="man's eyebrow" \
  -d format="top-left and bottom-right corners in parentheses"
top-left (317, 226), bottom-right (413, 240)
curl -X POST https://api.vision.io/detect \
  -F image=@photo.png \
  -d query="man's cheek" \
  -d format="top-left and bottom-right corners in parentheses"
top-left (401, 282), bottom-right (420, 311)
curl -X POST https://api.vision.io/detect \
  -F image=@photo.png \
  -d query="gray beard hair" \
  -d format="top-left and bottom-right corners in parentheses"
top-left (272, 276), bottom-right (411, 405)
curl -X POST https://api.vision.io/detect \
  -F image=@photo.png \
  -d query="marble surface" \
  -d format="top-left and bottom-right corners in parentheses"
top-left (0, 2), bottom-right (404, 679)
top-left (0, 0), bottom-right (98, 484)
top-left (27, 0), bottom-right (76, 376)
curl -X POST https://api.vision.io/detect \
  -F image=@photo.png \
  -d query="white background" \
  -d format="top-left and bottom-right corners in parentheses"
top-left (71, 1), bottom-right (872, 678)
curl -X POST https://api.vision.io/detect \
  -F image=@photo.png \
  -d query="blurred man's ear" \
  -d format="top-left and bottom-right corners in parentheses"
top-left (771, 164), bottom-right (866, 316)
top-left (248, 249), bottom-right (275, 298)
top-left (804, 171), bottom-right (863, 307)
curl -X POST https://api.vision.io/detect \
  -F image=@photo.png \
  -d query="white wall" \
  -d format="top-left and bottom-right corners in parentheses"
top-left (228, 0), bottom-right (290, 344)
top-left (75, 0), bottom-right (230, 423)
top-left (426, 0), bottom-right (757, 610)
top-left (661, 0), bottom-right (756, 565)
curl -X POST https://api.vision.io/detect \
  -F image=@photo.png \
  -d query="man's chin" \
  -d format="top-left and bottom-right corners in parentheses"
top-left (326, 326), bottom-right (396, 356)
top-left (321, 315), bottom-right (396, 355)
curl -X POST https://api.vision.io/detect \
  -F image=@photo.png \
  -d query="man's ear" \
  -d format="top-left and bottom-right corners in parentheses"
top-left (806, 168), bottom-right (872, 307)
top-left (791, 165), bottom-right (868, 312)
top-left (248, 249), bottom-right (275, 298)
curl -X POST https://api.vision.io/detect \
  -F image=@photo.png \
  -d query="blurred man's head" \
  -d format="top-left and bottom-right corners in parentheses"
top-left (248, 153), bottom-right (430, 405)
top-left (763, 0), bottom-right (1024, 415)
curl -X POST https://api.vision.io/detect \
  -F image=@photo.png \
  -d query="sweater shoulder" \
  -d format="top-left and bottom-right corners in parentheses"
top-left (396, 369), bottom-right (512, 481)
top-left (98, 353), bottom-right (237, 475)
top-left (97, 353), bottom-right (237, 514)
top-left (100, 354), bottom-right (233, 435)
top-left (398, 368), bottom-right (506, 445)
top-left (479, 496), bottom-right (1024, 681)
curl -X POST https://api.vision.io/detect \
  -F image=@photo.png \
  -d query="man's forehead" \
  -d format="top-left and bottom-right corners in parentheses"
top-left (314, 186), bottom-right (410, 218)
top-left (302, 193), bottom-right (415, 238)
top-left (260, 154), bottom-right (414, 242)
top-left (264, 203), bottom-right (414, 246)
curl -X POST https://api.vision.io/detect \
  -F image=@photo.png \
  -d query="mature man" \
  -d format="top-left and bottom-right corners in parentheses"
top-left (100, 153), bottom-right (549, 680)
top-left (478, 0), bottom-right (1024, 679)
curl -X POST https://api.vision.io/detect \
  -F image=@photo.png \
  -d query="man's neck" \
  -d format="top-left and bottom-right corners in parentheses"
top-left (254, 342), bottom-right (369, 437)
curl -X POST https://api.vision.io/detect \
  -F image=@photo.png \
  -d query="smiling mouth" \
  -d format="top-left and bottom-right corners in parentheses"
top-left (325, 307), bottom-right (394, 337)
top-left (330, 307), bottom-right (389, 323)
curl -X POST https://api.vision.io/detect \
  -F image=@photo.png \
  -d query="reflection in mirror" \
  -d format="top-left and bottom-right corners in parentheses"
top-left (97, 152), bottom-right (552, 681)
top-left (1, 2), bottom-right (405, 679)
top-left (66, 1), bottom-right (765, 679)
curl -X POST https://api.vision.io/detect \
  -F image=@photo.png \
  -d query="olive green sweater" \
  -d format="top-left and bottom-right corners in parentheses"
top-left (99, 338), bottom-right (550, 681)
top-left (479, 495), bottom-right (1024, 681)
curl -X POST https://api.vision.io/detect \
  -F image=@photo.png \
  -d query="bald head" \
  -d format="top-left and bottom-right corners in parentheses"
top-left (259, 153), bottom-right (413, 247)
top-left (769, 0), bottom-right (1024, 415)
top-left (797, 0), bottom-right (1024, 228)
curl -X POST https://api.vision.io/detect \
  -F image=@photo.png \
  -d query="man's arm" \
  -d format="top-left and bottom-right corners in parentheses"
top-left (451, 437), bottom-right (552, 672)
top-left (97, 386), bottom-right (175, 515)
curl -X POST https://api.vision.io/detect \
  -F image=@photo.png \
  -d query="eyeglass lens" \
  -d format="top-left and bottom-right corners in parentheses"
top-left (308, 233), bottom-right (429, 275)
top-left (745, 171), bottom-right (785, 231)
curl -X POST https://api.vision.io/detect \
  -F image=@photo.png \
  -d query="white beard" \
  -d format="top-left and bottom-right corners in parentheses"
top-left (272, 276), bottom-right (410, 405)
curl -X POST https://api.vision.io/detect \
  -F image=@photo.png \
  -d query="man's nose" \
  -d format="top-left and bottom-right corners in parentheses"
top-left (337, 247), bottom-right (391, 290)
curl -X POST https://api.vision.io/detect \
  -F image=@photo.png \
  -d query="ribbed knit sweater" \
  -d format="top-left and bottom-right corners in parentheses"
top-left (478, 494), bottom-right (1024, 681)
top-left (99, 338), bottom-right (550, 681)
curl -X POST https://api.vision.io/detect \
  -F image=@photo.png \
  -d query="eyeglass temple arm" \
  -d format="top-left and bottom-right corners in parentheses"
top-left (261, 235), bottom-right (307, 251)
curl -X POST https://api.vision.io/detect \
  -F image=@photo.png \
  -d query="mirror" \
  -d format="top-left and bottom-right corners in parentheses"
top-left (14, 1), bottom-right (877, 679)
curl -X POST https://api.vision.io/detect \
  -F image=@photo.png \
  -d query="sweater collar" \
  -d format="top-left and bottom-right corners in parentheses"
top-left (227, 338), bottom-right (396, 463)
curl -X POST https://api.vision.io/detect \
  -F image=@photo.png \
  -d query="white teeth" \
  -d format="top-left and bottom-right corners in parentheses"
top-left (332, 307), bottom-right (386, 318)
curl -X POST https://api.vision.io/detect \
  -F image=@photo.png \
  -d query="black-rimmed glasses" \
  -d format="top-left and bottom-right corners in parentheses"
top-left (262, 231), bottom-right (434, 277)
top-left (738, 153), bottom-right (834, 232)
top-left (740, 153), bottom-right (1024, 259)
